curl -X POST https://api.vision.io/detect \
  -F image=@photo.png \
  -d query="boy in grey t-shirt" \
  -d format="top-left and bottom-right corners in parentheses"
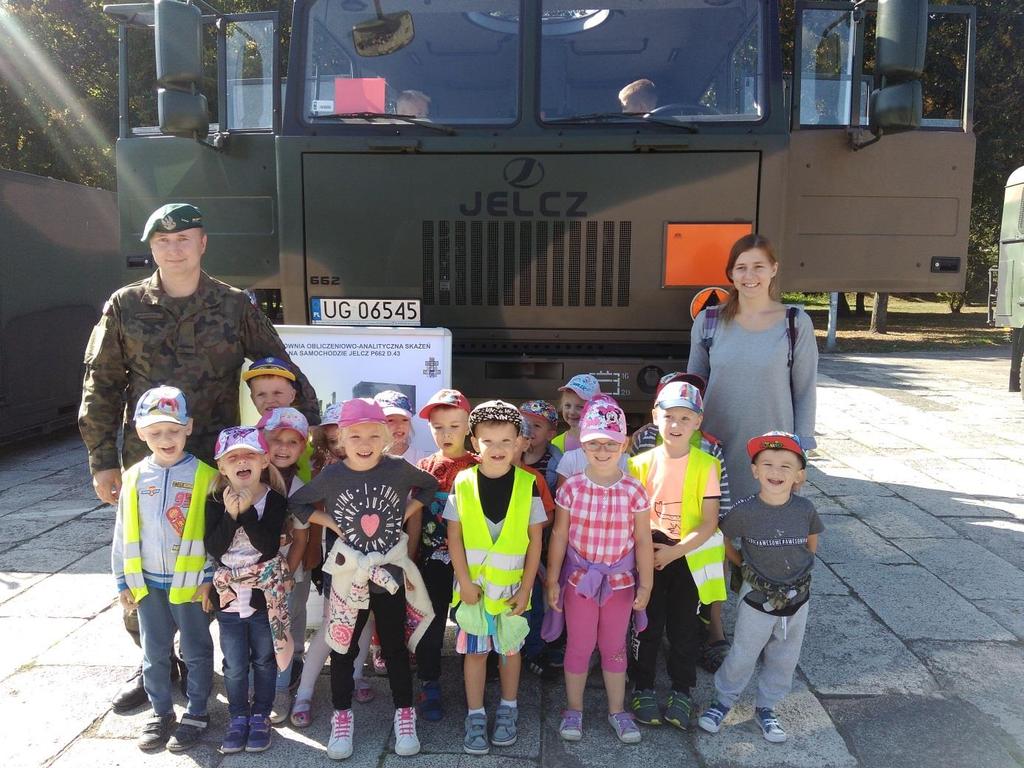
top-left (697, 432), bottom-right (824, 744)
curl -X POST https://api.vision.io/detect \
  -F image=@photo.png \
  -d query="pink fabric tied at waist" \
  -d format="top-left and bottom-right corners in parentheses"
top-left (213, 554), bottom-right (294, 671)
top-left (541, 545), bottom-right (647, 643)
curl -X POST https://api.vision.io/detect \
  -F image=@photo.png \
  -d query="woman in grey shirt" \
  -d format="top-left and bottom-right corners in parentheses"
top-left (687, 234), bottom-right (818, 504)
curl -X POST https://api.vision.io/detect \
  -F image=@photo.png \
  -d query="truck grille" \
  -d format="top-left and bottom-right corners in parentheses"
top-left (422, 220), bottom-right (631, 308)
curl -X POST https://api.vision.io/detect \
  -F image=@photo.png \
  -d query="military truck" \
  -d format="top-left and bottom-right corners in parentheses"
top-left (992, 166), bottom-right (1024, 394)
top-left (103, 0), bottom-right (976, 412)
top-left (0, 169), bottom-right (120, 441)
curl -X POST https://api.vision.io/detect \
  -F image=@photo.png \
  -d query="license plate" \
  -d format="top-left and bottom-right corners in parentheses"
top-left (310, 298), bottom-right (421, 326)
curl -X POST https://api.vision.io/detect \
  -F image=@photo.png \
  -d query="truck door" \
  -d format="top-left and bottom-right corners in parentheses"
top-left (113, 10), bottom-right (282, 303)
top-left (783, 1), bottom-right (976, 293)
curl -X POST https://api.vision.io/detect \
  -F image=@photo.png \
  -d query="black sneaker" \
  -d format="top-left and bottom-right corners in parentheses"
top-left (523, 654), bottom-right (559, 681)
top-left (137, 712), bottom-right (176, 751)
top-left (167, 713), bottom-right (208, 752)
top-left (112, 666), bottom-right (148, 713)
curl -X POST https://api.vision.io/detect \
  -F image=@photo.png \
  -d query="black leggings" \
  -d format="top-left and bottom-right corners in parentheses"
top-left (414, 558), bottom-right (454, 683)
top-left (628, 537), bottom-right (701, 694)
top-left (330, 585), bottom-right (412, 709)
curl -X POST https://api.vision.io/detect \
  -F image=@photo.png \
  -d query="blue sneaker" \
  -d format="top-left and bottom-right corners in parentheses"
top-left (245, 714), bottom-right (272, 752)
top-left (698, 702), bottom-right (730, 734)
top-left (221, 715), bottom-right (249, 754)
top-left (417, 680), bottom-right (444, 722)
top-left (755, 707), bottom-right (787, 743)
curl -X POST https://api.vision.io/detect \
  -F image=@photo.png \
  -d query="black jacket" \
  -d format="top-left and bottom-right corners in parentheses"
top-left (205, 488), bottom-right (288, 611)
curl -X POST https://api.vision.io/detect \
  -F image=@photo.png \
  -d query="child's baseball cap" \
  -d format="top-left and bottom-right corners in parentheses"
top-left (519, 400), bottom-right (559, 429)
top-left (338, 398), bottom-right (387, 428)
top-left (374, 390), bottom-right (414, 419)
top-left (469, 400), bottom-right (525, 434)
top-left (747, 431), bottom-right (806, 468)
top-left (322, 402), bottom-right (343, 426)
top-left (134, 386), bottom-right (190, 427)
top-left (579, 396), bottom-right (628, 444)
top-left (419, 388), bottom-right (471, 419)
top-left (242, 356), bottom-right (296, 383)
top-left (655, 381), bottom-right (703, 414)
top-left (558, 374), bottom-right (601, 401)
top-left (656, 371), bottom-right (707, 398)
top-left (214, 426), bottom-right (268, 459)
top-left (257, 407), bottom-right (309, 440)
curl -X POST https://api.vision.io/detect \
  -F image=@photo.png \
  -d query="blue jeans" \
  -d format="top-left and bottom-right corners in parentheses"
top-left (523, 580), bottom-right (546, 659)
top-left (276, 577), bottom-right (311, 691)
top-left (217, 609), bottom-right (276, 717)
top-left (136, 586), bottom-right (213, 716)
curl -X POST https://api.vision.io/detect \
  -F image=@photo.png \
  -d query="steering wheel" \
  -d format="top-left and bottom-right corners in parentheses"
top-left (647, 102), bottom-right (723, 117)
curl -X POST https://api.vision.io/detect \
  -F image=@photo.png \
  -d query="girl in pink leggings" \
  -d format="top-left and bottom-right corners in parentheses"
top-left (544, 396), bottom-right (653, 744)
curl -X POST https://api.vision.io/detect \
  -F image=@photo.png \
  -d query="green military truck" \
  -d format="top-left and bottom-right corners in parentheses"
top-left (993, 166), bottom-right (1024, 394)
top-left (104, 0), bottom-right (976, 412)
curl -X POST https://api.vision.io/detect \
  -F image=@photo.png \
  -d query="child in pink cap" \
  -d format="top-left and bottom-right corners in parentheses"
top-left (546, 396), bottom-right (653, 744)
top-left (287, 398), bottom-right (439, 759)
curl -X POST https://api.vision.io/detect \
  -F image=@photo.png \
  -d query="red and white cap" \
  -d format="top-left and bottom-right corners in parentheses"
top-left (746, 431), bottom-right (806, 467)
top-left (418, 388), bottom-right (471, 419)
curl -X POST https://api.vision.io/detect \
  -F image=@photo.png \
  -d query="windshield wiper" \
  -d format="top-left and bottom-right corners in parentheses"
top-left (312, 111), bottom-right (456, 135)
top-left (546, 111), bottom-right (698, 133)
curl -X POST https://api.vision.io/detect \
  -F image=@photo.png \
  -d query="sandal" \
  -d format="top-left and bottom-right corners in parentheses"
top-left (700, 639), bottom-right (731, 673)
top-left (289, 698), bottom-right (312, 728)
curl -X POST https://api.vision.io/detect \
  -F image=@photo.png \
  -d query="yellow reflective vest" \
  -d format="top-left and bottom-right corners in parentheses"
top-left (552, 432), bottom-right (568, 452)
top-left (451, 466), bottom-right (534, 615)
top-left (121, 461), bottom-right (217, 604)
top-left (627, 447), bottom-right (727, 605)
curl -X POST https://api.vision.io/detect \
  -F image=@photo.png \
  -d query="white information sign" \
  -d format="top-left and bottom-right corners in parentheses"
top-left (240, 325), bottom-right (452, 457)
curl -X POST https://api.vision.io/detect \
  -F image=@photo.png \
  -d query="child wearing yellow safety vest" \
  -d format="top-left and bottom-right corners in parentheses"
top-left (626, 381), bottom-right (727, 732)
top-left (110, 386), bottom-right (216, 754)
top-left (446, 401), bottom-right (545, 756)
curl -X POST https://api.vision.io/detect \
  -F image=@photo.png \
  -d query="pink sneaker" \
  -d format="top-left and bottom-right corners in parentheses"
top-left (354, 678), bottom-right (375, 704)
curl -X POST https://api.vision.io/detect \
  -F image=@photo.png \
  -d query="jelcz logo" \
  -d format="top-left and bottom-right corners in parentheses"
top-left (457, 156), bottom-right (588, 218)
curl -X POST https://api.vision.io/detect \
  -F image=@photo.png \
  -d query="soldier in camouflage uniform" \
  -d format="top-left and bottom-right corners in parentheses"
top-left (79, 203), bottom-right (320, 712)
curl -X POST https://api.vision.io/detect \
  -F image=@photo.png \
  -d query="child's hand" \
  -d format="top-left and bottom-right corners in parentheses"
top-left (224, 486), bottom-right (253, 517)
top-left (193, 583), bottom-right (214, 613)
top-left (508, 587), bottom-right (530, 616)
top-left (546, 581), bottom-right (561, 612)
top-left (460, 582), bottom-right (483, 606)
top-left (652, 542), bottom-right (684, 570)
top-left (633, 585), bottom-right (651, 611)
top-left (118, 588), bottom-right (137, 613)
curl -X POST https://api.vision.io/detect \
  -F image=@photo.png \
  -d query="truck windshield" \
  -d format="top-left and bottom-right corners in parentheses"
top-left (539, 0), bottom-right (767, 124)
top-left (302, 0), bottom-right (521, 125)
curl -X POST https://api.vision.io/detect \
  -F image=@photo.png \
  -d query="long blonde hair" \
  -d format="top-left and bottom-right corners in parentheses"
top-left (720, 233), bottom-right (780, 324)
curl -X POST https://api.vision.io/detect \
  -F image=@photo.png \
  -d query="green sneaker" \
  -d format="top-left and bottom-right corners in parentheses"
top-left (664, 690), bottom-right (693, 731)
top-left (630, 689), bottom-right (662, 726)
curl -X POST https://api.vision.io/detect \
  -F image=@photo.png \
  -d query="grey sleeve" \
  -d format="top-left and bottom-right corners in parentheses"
top-left (402, 461), bottom-right (440, 507)
top-left (718, 503), bottom-right (744, 539)
top-left (528, 498), bottom-right (547, 526)
top-left (441, 495), bottom-right (459, 523)
top-left (791, 310), bottom-right (818, 449)
top-left (687, 310), bottom-right (711, 380)
top-left (287, 471), bottom-right (330, 523)
top-left (111, 490), bottom-right (127, 590)
top-left (808, 506), bottom-right (825, 535)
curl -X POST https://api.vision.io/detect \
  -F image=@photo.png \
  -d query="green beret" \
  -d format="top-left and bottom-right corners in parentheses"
top-left (140, 203), bottom-right (204, 242)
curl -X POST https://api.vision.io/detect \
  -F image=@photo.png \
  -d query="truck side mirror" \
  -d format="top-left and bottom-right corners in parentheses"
top-left (876, 0), bottom-right (927, 81)
top-left (154, 0), bottom-right (209, 137)
top-left (870, 80), bottom-right (921, 134)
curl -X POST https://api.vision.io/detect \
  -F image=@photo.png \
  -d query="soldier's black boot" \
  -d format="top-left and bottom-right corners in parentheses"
top-left (112, 665), bottom-right (148, 713)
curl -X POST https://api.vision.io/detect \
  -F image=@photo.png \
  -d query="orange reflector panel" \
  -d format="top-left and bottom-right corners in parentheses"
top-left (664, 223), bottom-right (753, 287)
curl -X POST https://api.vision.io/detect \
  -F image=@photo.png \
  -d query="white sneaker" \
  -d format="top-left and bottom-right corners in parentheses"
top-left (393, 707), bottom-right (421, 756)
top-left (327, 709), bottom-right (354, 760)
top-left (269, 688), bottom-right (292, 724)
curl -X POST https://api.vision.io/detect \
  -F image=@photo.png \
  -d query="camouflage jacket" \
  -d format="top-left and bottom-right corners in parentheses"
top-left (79, 271), bottom-right (319, 473)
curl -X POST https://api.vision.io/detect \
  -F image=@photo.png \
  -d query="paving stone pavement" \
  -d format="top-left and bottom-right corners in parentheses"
top-left (3, 348), bottom-right (1024, 768)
